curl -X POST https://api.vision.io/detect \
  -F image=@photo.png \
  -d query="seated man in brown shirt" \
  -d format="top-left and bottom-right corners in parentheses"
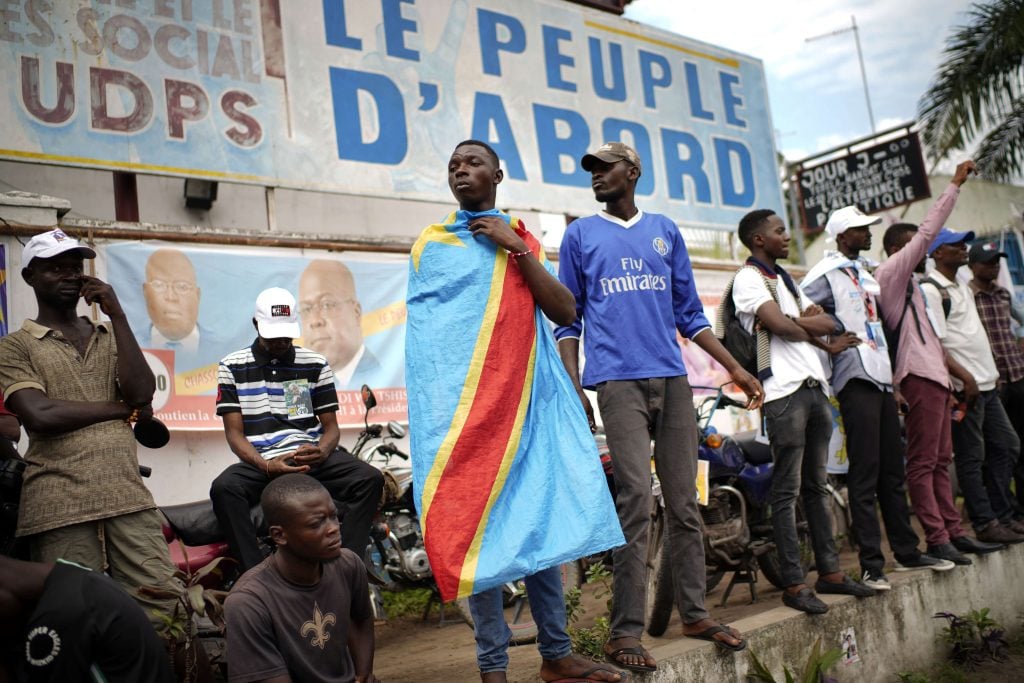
top-left (0, 229), bottom-right (179, 627)
top-left (225, 474), bottom-right (377, 683)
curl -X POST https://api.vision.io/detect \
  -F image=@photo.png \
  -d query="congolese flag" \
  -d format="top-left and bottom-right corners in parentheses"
top-left (406, 209), bottom-right (623, 602)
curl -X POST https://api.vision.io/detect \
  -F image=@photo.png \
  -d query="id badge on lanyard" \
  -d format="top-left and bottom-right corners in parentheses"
top-left (844, 268), bottom-right (882, 348)
top-left (866, 321), bottom-right (886, 350)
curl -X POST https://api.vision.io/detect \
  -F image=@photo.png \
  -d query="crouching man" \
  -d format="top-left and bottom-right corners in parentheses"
top-left (225, 474), bottom-right (377, 683)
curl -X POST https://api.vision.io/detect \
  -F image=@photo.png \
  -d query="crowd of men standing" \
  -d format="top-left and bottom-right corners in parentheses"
top-left (1, 143), bottom-right (1023, 683)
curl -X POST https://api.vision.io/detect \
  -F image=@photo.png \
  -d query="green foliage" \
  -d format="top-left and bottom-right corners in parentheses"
top-left (746, 637), bottom-right (842, 683)
top-left (381, 587), bottom-right (435, 618)
top-left (139, 541), bottom-right (231, 682)
top-left (917, 0), bottom-right (1024, 181)
top-left (571, 616), bottom-right (611, 659)
top-left (897, 662), bottom-right (968, 683)
top-left (934, 607), bottom-right (1008, 668)
top-left (566, 561), bottom-right (614, 660)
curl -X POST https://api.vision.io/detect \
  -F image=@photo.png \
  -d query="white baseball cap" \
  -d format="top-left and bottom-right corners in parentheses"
top-left (254, 287), bottom-right (301, 339)
top-left (23, 228), bottom-right (96, 266)
top-left (824, 205), bottom-right (882, 239)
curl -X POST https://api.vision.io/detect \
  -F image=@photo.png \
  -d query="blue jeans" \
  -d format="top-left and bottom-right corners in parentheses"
top-left (952, 389), bottom-right (1021, 530)
top-left (764, 382), bottom-right (840, 587)
top-left (467, 565), bottom-right (572, 673)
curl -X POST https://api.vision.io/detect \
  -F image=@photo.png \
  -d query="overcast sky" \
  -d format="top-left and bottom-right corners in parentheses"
top-left (624, 0), bottom-right (974, 163)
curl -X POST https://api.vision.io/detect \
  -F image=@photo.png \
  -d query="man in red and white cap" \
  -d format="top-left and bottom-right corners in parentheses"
top-left (211, 287), bottom-right (383, 573)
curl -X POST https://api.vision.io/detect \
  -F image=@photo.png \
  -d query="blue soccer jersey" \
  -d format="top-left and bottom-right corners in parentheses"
top-left (555, 210), bottom-right (710, 389)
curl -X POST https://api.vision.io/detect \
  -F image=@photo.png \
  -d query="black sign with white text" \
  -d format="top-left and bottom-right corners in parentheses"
top-left (797, 131), bottom-right (931, 232)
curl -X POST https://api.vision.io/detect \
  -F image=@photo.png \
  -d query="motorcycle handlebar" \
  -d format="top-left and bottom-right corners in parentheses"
top-left (717, 395), bottom-right (748, 410)
top-left (378, 443), bottom-right (409, 460)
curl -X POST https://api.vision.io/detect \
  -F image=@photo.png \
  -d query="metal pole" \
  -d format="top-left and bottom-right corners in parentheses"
top-left (786, 165), bottom-right (807, 265)
top-left (851, 15), bottom-right (876, 133)
top-left (806, 16), bottom-right (876, 135)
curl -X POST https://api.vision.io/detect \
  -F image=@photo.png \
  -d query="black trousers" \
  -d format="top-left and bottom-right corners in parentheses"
top-left (1001, 377), bottom-right (1024, 516)
top-left (210, 448), bottom-right (384, 571)
top-left (837, 379), bottom-right (921, 572)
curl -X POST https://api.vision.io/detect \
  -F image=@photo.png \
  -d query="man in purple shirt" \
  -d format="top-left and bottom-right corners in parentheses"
top-left (875, 160), bottom-right (999, 565)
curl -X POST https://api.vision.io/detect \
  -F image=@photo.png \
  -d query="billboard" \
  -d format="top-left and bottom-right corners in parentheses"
top-left (0, 0), bottom-right (783, 230)
top-left (101, 242), bottom-right (409, 429)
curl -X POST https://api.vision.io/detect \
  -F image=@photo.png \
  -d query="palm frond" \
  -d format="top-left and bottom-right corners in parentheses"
top-left (917, 0), bottom-right (1024, 160)
top-left (974, 95), bottom-right (1024, 181)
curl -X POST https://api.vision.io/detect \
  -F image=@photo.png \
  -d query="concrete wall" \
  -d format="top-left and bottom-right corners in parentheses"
top-left (648, 544), bottom-right (1024, 682)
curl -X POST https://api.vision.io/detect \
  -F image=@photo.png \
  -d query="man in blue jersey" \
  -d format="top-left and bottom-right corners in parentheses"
top-left (211, 287), bottom-right (383, 573)
top-left (556, 142), bottom-right (763, 672)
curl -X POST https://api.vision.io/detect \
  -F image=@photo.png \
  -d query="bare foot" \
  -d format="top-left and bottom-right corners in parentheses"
top-left (603, 635), bottom-right (656, 671)
top-left (682, 617), bottom-right (744, 649)
top-left (541, 654), bottom-right (622, 682)
top-left (481, 672), bottom-right (506, 683)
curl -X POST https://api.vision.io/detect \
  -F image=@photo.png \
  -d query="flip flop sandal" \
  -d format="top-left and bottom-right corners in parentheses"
top-left (547, 665), bottom-right (632, 681)
top-left (604, 645), bottom-right (657, 673)
top-left (685, 624), bottom-right (747, 652)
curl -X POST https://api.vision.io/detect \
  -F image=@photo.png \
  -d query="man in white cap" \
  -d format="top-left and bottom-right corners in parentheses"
top-left (211, 287), bottom-right (383, 572)
top-left (0, 229), bottom-right (181, 630)
top-left (802, 209), bottom-right (955, 592)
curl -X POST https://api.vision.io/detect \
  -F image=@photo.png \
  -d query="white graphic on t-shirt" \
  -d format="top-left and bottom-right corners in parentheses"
top-left (599, 257), bottom-right (668, 297)
top-left (652, 237), bottom-right (670, 255)
top-left (25, 626), bottom-right (61, 666)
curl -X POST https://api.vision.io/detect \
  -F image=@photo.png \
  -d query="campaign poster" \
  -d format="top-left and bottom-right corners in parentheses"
top-left (103, 242), bottom-right (408, 429)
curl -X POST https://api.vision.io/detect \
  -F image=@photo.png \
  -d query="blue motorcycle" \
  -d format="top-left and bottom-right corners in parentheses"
top-left (645, 385), bottom-right (812, 636)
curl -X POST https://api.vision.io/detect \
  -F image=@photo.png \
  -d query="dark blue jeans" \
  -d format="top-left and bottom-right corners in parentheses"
top-left (952, 388), bottom-right (1021, 530)
top-left (467, 565), bottom-right (571, 673)
top-left (764, 383), bottom-right (840, 587)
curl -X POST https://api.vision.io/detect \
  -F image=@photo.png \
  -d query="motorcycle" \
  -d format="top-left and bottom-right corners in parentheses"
top-left (348, 386), bottom-right (439, 622)
top-left (353, 386), bottom-right (583, 644)
top-left (645, 385), bottom-right (814, 637)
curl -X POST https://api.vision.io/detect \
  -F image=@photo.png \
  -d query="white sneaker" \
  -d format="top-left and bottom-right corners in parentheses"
top-left (893, 554), bottom-right (956, 572)
top-left (862, 570), bottom-right (892, 591)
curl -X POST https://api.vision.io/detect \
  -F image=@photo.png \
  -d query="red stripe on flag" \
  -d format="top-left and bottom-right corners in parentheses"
top-left (425, 233), bottom-right (541, 600)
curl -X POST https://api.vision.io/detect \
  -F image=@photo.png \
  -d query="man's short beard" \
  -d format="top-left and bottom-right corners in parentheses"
top-left (594, 187), bottom-right (622, 203)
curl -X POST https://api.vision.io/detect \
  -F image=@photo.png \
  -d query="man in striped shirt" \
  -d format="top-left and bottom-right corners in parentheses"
top-left (211, 287), bottom-right (383, 572)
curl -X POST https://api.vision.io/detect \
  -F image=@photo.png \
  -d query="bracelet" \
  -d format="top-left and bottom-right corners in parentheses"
top-left (507, 249), bottom-right (531, 259)
top-left (126, 407), bottom-right (140, 424)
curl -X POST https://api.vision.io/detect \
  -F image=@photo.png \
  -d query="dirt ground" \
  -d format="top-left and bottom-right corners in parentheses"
top-left (370, 509), bottom-right (964, 683)
top-left (372, 561), bottom-right (824, 683)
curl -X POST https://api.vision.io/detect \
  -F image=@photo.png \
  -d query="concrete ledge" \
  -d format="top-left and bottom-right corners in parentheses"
top-left (645, 543), bottom-right (1024, 682)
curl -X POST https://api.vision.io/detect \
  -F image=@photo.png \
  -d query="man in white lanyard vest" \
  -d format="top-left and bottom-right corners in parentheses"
top-left (802, 208), bottom-right (955, 591)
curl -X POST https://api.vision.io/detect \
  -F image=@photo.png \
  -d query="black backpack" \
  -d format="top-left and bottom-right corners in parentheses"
top-left (879, 280), bottom-right (929, 367)
top-left (716, 266), bottom-right (779, 380)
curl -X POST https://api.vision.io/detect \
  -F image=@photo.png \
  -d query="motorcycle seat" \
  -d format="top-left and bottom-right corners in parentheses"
top-left (161, 500), bottom-right (265, 547)
top-left (731, 430), bottom-right (773, 465)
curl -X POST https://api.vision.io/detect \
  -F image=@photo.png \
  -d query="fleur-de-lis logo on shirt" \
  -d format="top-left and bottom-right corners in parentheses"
top-left (300, 602), bottom-right (337, 650)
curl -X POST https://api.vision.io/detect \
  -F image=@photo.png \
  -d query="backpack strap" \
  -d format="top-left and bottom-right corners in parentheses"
top-left (717, 265), bottom-right (777, 380)
top-left (920, 276), bottom-right (952, 319)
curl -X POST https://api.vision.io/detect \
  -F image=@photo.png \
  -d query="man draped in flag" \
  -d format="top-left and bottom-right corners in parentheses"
top-left (406, 140), bottom-right (624, 683)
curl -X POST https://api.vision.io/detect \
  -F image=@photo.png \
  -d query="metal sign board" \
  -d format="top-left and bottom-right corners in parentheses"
top-left (796, 130), bottom-right (931, 231)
